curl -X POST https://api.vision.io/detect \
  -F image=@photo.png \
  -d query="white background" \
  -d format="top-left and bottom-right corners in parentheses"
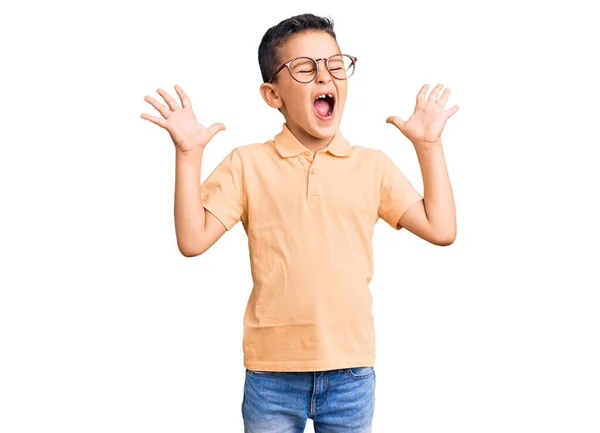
top-left (1, 0), bottom-right (599, 432)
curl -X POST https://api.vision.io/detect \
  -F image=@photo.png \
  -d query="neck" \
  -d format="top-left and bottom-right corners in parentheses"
top-left (285, 121), bottom-right (333, 154)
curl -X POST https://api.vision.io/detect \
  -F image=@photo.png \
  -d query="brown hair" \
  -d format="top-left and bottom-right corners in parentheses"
top-left (258, 13), bottom-right (337, 83)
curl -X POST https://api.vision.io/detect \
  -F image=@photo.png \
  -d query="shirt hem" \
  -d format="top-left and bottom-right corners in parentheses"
top-left (244, 355), bottom-right (376, 372)
top-left (203, 203), bottom-right (237, 231)
top-left (388, 193), bottom-right (424, 230)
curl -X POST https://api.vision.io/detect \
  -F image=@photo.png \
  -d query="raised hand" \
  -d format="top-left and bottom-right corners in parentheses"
top-left (386, 83), bottom-right (459, 147)
top-left (141, 84), bottom-right (225, 154)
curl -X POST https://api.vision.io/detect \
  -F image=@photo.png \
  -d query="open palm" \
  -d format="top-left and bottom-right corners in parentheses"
top-left (141, 84), bottom-right (225, 154)
top-left (387, 83), bottom-right (459, 146)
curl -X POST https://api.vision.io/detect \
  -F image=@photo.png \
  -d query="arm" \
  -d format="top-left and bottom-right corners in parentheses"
top-left (398, 143), bottom-right (456, 245)
top-left (140, 84), bottom-right (228, 257)
top-left (387, 83), bottom-right (460, 246)
top-left (174, 149), bottom-right (227, 257)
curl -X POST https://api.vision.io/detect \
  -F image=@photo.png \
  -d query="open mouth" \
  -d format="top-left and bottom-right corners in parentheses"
top-left (313, 93), bottom-right (335, 120)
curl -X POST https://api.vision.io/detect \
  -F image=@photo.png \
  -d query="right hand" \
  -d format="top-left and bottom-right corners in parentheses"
top-left (140, 84), bottom-right (225, 154)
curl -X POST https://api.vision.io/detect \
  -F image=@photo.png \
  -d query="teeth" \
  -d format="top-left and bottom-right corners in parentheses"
top-left (316, 94), bottom-right (334, 100)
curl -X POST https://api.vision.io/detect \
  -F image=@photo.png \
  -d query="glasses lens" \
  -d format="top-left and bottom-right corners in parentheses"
top-left (328, 54), bottom-right (355, 80)
top-left (289, 58), bottom-right (318, 83)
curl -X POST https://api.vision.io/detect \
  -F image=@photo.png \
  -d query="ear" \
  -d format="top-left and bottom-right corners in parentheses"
top-left (260, 82), bottom-right (283, 109)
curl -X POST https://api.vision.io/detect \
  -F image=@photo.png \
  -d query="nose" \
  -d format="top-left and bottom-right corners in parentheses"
top-left (315, 58), bottom-right (332, 84)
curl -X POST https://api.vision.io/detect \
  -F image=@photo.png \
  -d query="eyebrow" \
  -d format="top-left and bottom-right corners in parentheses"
top-left (293, 54), bottom-right (343, 61)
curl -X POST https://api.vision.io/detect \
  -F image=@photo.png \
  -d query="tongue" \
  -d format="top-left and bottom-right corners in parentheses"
top-left (314, 99), bottom-right (330, 117)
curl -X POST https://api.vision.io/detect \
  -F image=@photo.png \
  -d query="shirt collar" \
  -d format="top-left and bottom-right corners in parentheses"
top-left (274, 123), bottom-right (352, 158)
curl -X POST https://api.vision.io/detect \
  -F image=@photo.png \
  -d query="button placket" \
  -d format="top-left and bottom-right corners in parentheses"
top-left (307, 152), bottom-right (319, 201)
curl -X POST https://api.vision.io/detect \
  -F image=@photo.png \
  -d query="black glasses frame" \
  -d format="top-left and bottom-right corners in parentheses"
top-left (268, 54), bottom-right (358, 84)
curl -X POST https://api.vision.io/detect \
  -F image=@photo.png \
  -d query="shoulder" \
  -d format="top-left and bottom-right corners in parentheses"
top-left (235, 142), bottom-right (266, 152)
top-left (212, 142), bottom-right (269, 169)
top-left (232, 141), bottom-right (275, 159)
top-left (349, 144), bottom-right (377, 155)
top-left (350, 145), bottom-right (386, 165)
top-left (369, 147), bottom-right (405, 170)
top-left (350, 147), bottom-right (403, 185)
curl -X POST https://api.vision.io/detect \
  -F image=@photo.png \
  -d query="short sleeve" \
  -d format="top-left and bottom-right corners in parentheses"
top-left (201, 147), bottom-right (245, 231)
top-left (377, 150), bottom-right (423, 230)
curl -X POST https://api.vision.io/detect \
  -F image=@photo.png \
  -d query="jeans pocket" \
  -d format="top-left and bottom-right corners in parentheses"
top-left (347, 366), bottom-right (375, 379)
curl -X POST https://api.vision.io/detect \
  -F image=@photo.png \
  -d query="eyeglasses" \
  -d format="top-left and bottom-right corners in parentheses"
top-left (269, 54), bottom-right (357, 84)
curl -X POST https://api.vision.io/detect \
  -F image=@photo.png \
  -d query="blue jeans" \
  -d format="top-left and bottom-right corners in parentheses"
top-left (242, 366), bottom-right (376, 433)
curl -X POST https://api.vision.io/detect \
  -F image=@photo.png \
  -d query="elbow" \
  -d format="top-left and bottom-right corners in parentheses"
top-left (435, 237), bottom-right (455, 246)
top-left (177, 243), bottom-right (206, 257)
top-left (179, 249), bottom-right (204, 258)
top-left (427, 220), bottom-right (456, 246)
top-left (433, 232), bottom-right (456, 246)
top-left (176, 228), bottom-right (208, 257)
top-left (179, 248), bottom-right (196, 258)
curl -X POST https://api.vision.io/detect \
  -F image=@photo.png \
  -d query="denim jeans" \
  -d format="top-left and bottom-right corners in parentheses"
top-left (242, 366), bottom-right (376, 433)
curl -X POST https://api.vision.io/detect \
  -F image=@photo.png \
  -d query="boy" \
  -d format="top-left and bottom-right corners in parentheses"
top-left (141, 12), bottom-right (458, 433)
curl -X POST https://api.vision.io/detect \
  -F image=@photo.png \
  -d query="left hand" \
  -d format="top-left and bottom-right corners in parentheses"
top-left (386, 83), bottom-right (459, 147)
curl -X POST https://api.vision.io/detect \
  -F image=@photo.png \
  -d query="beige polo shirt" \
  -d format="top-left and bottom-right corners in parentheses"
top-left (200, 123), bottom-right (423, 372)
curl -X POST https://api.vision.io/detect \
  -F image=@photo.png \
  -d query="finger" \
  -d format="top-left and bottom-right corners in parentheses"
top-left (417, 84), bottom-right (429, 105)
top-left (143, 95), bottom-right (171, 119)
top-left (445, 105), bottom-right (460, 119)
top-left (140, 112), bottom-right (167, 128)
top-left (206, 122), bottom-right (227, 140)
top-left (386, 116), bottom-right (405, 133)
top-left (174, 84), bottom-right (192, 109)
top-left (437, 88), bottom-right (450, 107)
top-left (428, 83), bottom-right (444, 104)
top-left (156, 88), bottom-right (180, 111)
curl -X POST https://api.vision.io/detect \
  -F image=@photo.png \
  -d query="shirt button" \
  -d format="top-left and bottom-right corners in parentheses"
top-left (304, 151), bottom-right (311, 156)
top-left (311, 168), bottom-right (316, 174)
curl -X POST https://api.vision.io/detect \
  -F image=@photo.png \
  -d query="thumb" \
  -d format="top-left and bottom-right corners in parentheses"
top-left (206, 122), bottom-right (226, 140)
top-left (386, 116), bottom-right (405, 133)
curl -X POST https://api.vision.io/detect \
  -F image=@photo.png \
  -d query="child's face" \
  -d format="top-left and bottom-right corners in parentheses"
top-left (261, 30), bottom-right (348, 139)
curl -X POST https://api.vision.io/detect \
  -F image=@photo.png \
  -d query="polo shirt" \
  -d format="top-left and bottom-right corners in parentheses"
top-left (200, 122), bottom-right (423, 372)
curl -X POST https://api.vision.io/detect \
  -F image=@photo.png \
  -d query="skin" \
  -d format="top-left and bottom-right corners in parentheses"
top-left (259, 30), bottom-right (347, 154)
top-left (259, 30), bottom-right (460, 245)
top-left (387, 83), bottom-right (459, 245)
top-left (141, 86), bottom-right (229, 256)
top-left (141, 31), bottom-right (460, 256)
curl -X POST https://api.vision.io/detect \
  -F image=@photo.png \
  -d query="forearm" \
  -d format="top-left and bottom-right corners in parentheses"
top-left (174, 149), bottom-right (206, 255)
top-left (414, 142), bottom-right (456, 239)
